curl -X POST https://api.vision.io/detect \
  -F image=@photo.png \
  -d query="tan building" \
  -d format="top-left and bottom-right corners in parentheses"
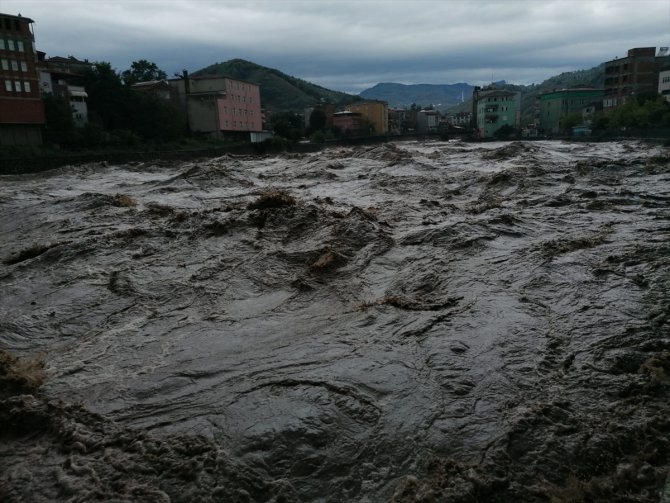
top-left (347, 100), bottom-right (388, 135)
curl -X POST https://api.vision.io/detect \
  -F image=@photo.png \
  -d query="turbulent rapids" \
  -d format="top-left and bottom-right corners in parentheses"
top-left (1, 140), bottom-right (669, 502)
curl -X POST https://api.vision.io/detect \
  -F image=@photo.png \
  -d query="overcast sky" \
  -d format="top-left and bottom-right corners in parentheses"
top-left (5, 0), bottom-right (670, 94)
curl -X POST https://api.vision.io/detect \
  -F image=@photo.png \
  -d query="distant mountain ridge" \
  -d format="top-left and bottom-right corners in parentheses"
top-left (359, 82), bottom-right (474, 111)
top-left (193, 58), bottom-right (606, 124)
top-left (192, 59), bottom-right (360, 112)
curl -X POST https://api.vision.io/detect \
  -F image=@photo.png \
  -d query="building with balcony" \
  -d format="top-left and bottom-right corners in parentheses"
top-left (659, 69), bottom-right (670, 103)
top-left (0, 13), bottom-right (45, 145)
top-left (603, 47), bottom-right (670, 109)
top-left (37, 54), bottom-right (93, 127)
top-left (472, 87), bottom-right (520, 138)
top-left (446, 111), bottom-right (472, 126)
top-left (170, 75), bottom-right (262, 139)
top-left (538, 87), bottom-right (604, 134)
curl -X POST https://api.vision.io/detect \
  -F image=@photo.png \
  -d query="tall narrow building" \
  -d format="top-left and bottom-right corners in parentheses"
top-left (0, 13), bottom-right (45, 145)
top-left (472, 86), bottom-right (520, 138)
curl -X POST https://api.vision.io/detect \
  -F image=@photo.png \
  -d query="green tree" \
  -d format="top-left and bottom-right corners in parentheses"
top-left (126, 92), bottom-right (185, 141)
top-left (43, 94), bottom-right (76, 145)
top-left (270, 112), bottom-right (304, 142)
top-left (77, 61), bottom-right (185, 145)
top-left (121, 60), bottom-right (167, 86)
top-left (80, 61), bottom-right (127, 130)
top-left (560, 112), bottom-right (583, 134)
top-left (309, 108), bottom-right (327, 131)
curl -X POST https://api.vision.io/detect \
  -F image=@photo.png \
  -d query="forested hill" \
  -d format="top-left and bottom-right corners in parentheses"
top-left (192, 59), bottom-right (360, 112)
top-left (192, 58), bottom-right (606, 121)
top-left (359, 82), bottom-right (474, 111)
top-left (536, 63), bottom-right (605, 91)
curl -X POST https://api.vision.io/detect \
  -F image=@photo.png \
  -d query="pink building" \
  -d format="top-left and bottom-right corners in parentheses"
top-left (170, 76), bottom-right (262, 137)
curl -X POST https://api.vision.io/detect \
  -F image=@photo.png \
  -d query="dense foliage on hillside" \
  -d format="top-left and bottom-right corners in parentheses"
top-left (359, 82), bottom-right (474, 111)
top-left (193, 59), bottom-right (360, 112)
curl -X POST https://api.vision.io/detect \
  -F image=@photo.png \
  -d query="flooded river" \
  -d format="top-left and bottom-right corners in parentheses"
top-left (1, 140), bottom-right (669, 502)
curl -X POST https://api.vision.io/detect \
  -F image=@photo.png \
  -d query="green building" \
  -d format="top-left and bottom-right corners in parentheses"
top-left (472, 87), bottom-right (520, 138)
top-left (538, 88), bottom-right (603, 135)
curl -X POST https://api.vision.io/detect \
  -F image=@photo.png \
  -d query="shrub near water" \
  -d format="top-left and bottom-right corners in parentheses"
top-left (0, 350), bottom-right (46, 398)
top-left (247, 190), bottom-right (296, 210)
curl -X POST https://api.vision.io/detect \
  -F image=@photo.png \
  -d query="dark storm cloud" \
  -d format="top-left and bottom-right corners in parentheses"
top-left (5, 0), bottom-right (669, 93)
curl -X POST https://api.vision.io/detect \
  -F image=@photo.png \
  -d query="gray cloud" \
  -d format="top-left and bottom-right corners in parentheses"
top-left (6, 0), bottom-right (670, 93)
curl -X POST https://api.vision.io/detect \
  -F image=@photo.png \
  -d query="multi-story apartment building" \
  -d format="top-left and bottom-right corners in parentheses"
top-left (347, 100), bottom-right (388, 134)
top-left (446, 111), bottom-right (472, 126)
top-left (37, 54), bottom-right (93, 127)
top-left (416, 109), bottom-right (439, 133)
top-left (472, 86), bottom-right (520, 138)
top-left (170, 75), bottom-right (262, 138)
top-left (538, 87), bottom-right (604, 134)
top-left (603, 47), bottom-right (670, 108)
top-left (0, 13), bottom-right (45, 145)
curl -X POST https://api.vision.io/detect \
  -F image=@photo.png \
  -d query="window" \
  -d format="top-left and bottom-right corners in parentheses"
top-left (0, 39), bottom-right (4, 50)
top-left (5, 80), bottom-right (12, 92)
top-left (20, 61), bottom-right (27, 72)
top-left (23, 81), bottom-right (30, 93)
top-left (11, 60), bottom-right (18, 71)
top-left (7, 40), bottom-right (14, 51)
top-left (17, 41), bottom-right (24, 52)
top-left (1, 59), bottom-right (7, 70)
top-left (14, 80), bottom-right (21, 92)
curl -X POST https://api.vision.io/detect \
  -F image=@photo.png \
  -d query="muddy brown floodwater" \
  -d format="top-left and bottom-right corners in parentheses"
top-left (1, 140), bottom-right (669, 502)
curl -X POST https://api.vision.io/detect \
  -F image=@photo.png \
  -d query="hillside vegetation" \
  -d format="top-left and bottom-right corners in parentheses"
top-left (192, 58), bottom-right (608, 127)
top-left (359, 82), bottom-right (474, 111)
top-left (193, 59), bottom-right (360, 112)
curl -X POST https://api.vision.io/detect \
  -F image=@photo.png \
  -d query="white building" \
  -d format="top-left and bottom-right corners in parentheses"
top-left (659, 69), bottom-right (670, 103)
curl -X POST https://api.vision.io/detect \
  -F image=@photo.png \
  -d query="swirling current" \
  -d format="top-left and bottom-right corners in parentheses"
top-left (1, 140), bottom-right (669, 502)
